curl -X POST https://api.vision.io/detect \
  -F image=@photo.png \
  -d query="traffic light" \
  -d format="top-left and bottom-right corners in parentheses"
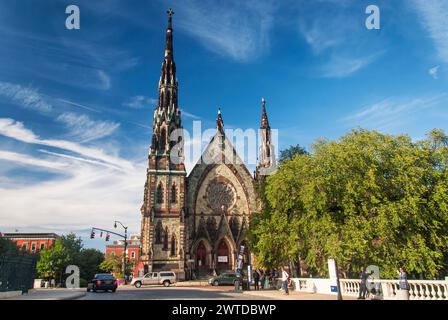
top-left (105, 233), bottom-right (110, 242)
top-left (90, 230), bottom-right (95, 239)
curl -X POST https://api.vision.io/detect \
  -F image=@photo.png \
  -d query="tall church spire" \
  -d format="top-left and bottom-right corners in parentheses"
top-left (256, 98), bottom-right (275, 179)
top-left (150, 8), bottom-right (182, 158)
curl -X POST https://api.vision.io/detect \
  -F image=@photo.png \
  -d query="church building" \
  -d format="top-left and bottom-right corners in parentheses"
top-left (139, 9), bottom-right (275, 280)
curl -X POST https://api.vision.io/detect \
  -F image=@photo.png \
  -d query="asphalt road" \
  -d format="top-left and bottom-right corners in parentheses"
top-left (80, 286), bottom-right (268, 300)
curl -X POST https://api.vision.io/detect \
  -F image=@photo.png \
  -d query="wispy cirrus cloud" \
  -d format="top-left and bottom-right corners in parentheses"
top-left (0, 82), bottom-right (52, 113)
top-left (411, 0), bottom-right (448, 63)
top-left (321, 52), bottom-right (383, 78)
top-left (56, 112), bottom-right (120, 143)
top-left (0, 150), bottom-right (145, 234)
top-left (175, 0), bottom-right (276, 62)
top-left (123, 95), bottom-right (158, 109)
top-left (0, 118), bottom-right (132, 171)
top-left (296, 0), bottom-right (384, 78)
top-left (342, 94), bottom-right (448, 131)
top-left (428, 65), bottom-right (441, 79)
top-left (0, 81), bottom-right (119, 142)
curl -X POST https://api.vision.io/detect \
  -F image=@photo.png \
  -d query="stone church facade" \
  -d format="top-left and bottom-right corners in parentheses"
top-left (139, 10), bottom-right (275, 280)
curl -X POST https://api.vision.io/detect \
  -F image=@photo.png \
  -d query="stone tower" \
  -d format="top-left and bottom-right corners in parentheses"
top-left (256, 98), bottom-right (276, 179)
top-left (140, 8), bottom-right (187, 279)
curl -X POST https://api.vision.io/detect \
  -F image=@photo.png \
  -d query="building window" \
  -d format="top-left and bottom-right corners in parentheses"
top-left (31, 243), bottom-right (36, 252)
top-left (171, 184), bottom-right (177, 203)
top-left (155, 221), bottom-right (163, 244)
top-left (157, 183), bottom-right (164, 204)
top-left (170, 234), bottom-right (176, 256)
top-left (21, 243), bottom-right (27, 251)
top-left (159, 128), bottom-right (167, 152)
top-left (40, 243), bottom-right (45, 250)
top-left (131, 252), bottom-right (136, 259)
top-left (163, 227), bottom-right (169, 251)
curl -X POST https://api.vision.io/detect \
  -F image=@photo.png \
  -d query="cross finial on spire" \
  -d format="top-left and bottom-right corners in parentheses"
top-left (167, 8), bottom-right (174, 29)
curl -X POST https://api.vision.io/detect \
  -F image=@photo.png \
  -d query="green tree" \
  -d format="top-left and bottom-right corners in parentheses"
top-left (77, 249), bottom-right (104, 281)
top-left (279, 144), bottom-right (308, 164)
top-left (36, 239), bottom-right (70, 281)
top-left (252, 128), bottom-right (448, 279)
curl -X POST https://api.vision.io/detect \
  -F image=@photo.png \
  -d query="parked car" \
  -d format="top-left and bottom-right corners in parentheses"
top-left (87, 274), bottom-right (118, 293)
top-left (131, 272), bottom-right (176, 288)
top-left (208, 272), bottom-right (240, 286)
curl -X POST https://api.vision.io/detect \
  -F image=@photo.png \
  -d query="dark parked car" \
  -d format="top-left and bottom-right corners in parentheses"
top-left (208, 272), bottom-right (240, 286)
top-left (87, 274), bottom-right (118, 292)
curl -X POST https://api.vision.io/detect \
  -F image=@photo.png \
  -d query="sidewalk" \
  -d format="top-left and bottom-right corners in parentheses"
top-left (6, 288), bottom-right (86, 300)
top-left (175, 280), bottom-right (210, 287)
top-left (242, 289), bottom-right (357, 300)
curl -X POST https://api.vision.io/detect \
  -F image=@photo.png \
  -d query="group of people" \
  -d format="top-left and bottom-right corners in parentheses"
top-left (251, 267), bottom-right (292, 295)
top-left (358, 266), bottom-right (410, 300)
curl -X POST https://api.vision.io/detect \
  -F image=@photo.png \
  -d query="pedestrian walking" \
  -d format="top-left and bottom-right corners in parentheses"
top-left (253, 269), bottom-right (260, 290)
top-left (273, 269), bottom-right (279, 289)
top-left (281, 267), bottom-right (289, 295)
top-left (397, 267), bottom-right (410, 300)
top-left (358, 266), bottom-right (373, 299)
top-left (260, 271), bottom-right (266, 290)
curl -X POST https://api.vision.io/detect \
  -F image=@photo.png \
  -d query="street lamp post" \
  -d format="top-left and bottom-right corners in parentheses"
top-left (114, 221), bottom-right (128, 284)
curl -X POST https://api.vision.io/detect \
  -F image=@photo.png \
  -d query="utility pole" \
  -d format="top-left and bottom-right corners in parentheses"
top-left (90, 221), bottom-right (128, 284)
top-left (114, 221), bottom-right (128, 285)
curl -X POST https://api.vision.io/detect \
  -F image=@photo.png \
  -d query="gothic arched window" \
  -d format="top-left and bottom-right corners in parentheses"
top-left (170, 234), bottom-right (176, 256)
top-left (155, 221), bottom-right (162, 244)
top-left (157, 183), bottom-right (164, 204)
top-left (163, 227), bottom-right (169, 251)
top-left (171, 184), bottom-right (177, 203)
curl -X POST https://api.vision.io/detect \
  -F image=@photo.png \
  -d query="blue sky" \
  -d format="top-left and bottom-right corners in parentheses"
top-left (1, 0), bottom-right (447, 250)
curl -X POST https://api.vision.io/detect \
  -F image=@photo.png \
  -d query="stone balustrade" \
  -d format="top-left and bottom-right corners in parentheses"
top-left (292, 278), bottom-right (448, 300)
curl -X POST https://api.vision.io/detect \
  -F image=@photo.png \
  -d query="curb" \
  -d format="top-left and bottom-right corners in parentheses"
top-left (57, 292), bottom-right (86, 300)
top-left (0, 291), bottom-right (22, 299)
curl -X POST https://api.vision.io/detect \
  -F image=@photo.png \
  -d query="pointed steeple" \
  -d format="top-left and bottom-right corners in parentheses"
top-left (256, 98), bottom-right (275, 179)
top-left (260, 97), bottom-right (270, 129)
top-left (165, 8), bottom-right (174, 58)
top-left (216, 108), bottom-right (224, 134)
top-left (149, 8), bottom-right (183, 164)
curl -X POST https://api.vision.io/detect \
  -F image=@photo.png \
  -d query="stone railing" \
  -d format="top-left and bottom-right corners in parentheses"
top-left (292, 278), bottom-right (448, 300)
top-left (339, 279), bottom-right (448, 300)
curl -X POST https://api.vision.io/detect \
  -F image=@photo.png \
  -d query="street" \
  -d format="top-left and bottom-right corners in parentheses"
top-left (80, 286), bottom-right (268, 300)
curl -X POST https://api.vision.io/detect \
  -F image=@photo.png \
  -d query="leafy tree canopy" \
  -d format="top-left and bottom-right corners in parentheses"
top-left (251, 128), bottom-right (448, 279)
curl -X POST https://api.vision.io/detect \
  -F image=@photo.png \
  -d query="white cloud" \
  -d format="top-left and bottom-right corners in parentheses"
top-left (0, 82), bottom-right (52, 113)
top-left (0, 118), bottom-right (133, 171)
top-left (175, 0), bottom-right (275, 62)
top-left (428, 65), bottom-right (440, 79)
top-left (342, 94), bottom-right (448, 130)
top-left (0, 152), bottom-right (145, 234)
top-left (123, 95), bottom-right (158, 109)
top-left (412, 0), bottom-right (448, 63)
top-left (321, 53), bottom-right (382, 78)
top-left (97, 70), bottom-right (112, 90)
top-left (0, 150), bottom-right (68, 171)
top-left (56, 112), bottom-right (120, 142)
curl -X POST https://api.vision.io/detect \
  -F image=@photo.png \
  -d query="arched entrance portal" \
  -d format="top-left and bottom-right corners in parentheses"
top-left (196, 241), bottom-right (207, 269)
top-left (216, 239), bottom-right (230, 271)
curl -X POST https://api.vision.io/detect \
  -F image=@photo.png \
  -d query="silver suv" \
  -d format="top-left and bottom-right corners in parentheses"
top-left (131, 272), bottom-right (177, 288)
